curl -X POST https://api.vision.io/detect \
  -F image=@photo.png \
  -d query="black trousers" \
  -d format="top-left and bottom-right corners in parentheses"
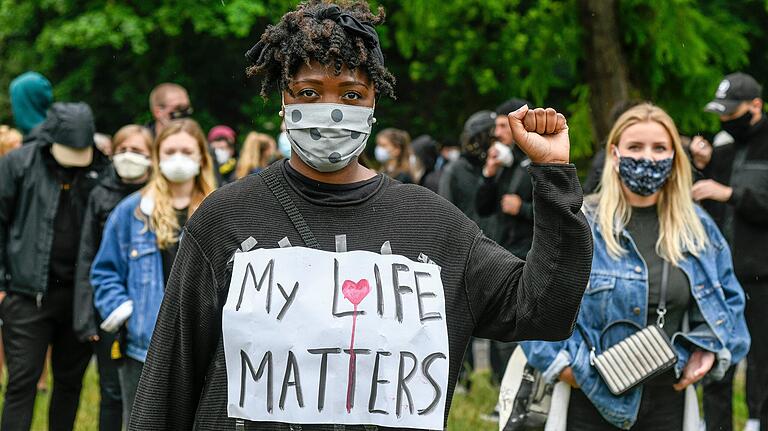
top-left (0, 288), bottom-right (93, 431)
top-left (703, 280), bottom-right (768, 431)
top-left (490, 341), bottom-right (516, 384)
top-left (567, 384), bottom-right (684, 431)
top-left (94, 321), bottom-right (123, 431)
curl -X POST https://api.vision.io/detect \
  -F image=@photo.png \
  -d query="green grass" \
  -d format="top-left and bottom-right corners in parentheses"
top-left (0, 364), bottom-right (750, 430)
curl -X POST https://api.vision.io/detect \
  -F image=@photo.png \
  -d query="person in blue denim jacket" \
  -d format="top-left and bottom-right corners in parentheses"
top-left (523, 103), bottom-right (750, 430)
top-left (90, 119), bottom-right (216, 425)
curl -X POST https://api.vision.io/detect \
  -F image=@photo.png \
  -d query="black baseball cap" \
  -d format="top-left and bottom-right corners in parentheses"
top-left (704, 72), bottom-right (762, 115)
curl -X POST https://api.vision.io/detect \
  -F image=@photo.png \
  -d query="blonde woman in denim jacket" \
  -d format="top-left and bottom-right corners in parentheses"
top-left (522, 103), bottom-right (750, 430)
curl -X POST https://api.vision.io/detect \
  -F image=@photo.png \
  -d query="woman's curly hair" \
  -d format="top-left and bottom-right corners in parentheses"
top-left (246, 0), bottom-right (396, 99)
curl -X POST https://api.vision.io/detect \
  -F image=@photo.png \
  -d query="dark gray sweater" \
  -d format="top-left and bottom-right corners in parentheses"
top-left (129, 160), bottom-right (592, 430)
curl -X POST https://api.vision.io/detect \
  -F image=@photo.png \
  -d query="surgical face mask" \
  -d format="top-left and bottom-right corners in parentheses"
top-left (113, 151), bottom-right (151, 180)
top-left (283, 102), bottom-right (375, 172)
top-left (277, 132), bottom-right (292, 158)
top-left (159, 154), bottom-right (200, 183)
top-left (374, 146), bottom-right (391, 163)
top-left (721, 110), bottom-right (753, 142)
top-left (444, 148), bottom-right (460, 162)
top-left (492, 142), bottom-right (514, 167)
top-left (214, 147), bottom-right (232, 165)
top-left (616, 153), bottom-right (674, 197)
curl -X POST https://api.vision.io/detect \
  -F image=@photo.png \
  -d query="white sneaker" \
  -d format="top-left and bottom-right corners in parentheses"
top-left (744, 418), bottom-right (760, 431)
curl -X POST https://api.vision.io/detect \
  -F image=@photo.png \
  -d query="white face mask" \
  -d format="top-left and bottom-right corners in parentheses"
top-left (492, 142), bottom-right (514, 167)
top-left (444, 148), bottom-right (460, 162)
top-left (112, 151), bottom-right (151, 180)
top-left (159, 154), bottom-right (200, 183)
top-left (283, 102), bottom-right (375, 172)
top-left (214, 147), bottom-right (231, 165)
top-left (374, 146), bottom-right (391, 163)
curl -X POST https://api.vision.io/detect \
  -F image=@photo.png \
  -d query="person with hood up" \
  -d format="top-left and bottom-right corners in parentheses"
top-left (73, 124), bottom-right (153, 431)
top-left (0, 102), bottom-right (109, 430)
top-left (439, 110), bottom-right (500, 240)
top-left (9, 71), bottom-right (53, 140)
top-left (411, 134), bottom-right (441, 193)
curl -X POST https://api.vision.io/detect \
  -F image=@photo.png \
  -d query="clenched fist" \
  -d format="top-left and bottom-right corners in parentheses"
top-left (507, 105), bottom-right (570, 164)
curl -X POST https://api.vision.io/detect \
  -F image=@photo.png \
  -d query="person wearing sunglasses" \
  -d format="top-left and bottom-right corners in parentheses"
top-left (146, 83), bottom-right (193, 137)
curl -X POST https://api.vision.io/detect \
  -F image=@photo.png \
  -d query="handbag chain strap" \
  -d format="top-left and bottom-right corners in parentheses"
top-left (656, 260), bottom-right (670, 328)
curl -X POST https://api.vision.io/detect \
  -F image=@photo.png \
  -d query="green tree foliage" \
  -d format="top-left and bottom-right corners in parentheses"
top-left (0, 0), bottom-right (766, 161)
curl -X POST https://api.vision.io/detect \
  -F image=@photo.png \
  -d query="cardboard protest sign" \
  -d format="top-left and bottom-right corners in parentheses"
top-left (222, 247), bottom-right (450, 430)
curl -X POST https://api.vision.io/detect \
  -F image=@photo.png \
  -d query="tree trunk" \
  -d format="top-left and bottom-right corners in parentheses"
top-left (579, 0), bottom-right (631, 148)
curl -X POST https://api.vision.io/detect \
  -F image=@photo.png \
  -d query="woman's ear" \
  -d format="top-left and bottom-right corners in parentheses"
top-left (610, 145), bottom-right (621, 172)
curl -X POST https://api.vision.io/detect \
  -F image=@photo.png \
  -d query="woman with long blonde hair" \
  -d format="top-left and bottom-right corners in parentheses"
top-left (90, 119), bottom-right (215, 425)
top-left (374, 127), bottom-right (415, 183)
top-left (235, 131), bottom-right (278, 178)
top-left (522, 103), bottom-right (749, 430)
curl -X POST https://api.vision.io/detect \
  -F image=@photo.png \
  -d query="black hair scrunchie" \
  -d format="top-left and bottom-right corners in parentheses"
top-left (245, 5), bottom-right (385, 66)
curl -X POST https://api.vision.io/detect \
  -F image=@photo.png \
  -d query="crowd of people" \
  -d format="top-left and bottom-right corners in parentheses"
top-left (0, 2), bottom-right (766, 431)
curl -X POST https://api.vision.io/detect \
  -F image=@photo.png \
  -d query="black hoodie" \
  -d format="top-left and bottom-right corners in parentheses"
top-left (73, 167), bottom-right (146, 341)
top-left (0, 102), bottom-right (108, 301)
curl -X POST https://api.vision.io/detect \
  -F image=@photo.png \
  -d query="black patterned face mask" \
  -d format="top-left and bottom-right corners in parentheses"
top-left (617, 156), bottom-right (674, 196)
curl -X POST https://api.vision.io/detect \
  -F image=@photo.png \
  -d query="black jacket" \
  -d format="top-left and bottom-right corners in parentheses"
top-left (73, 167), bottom-right (145, 341)
top-left (0, 120), bottom-right (108, 299)
top-left (438, 156), bottom-right (499, 241)
top-left (701, 117), bottom-right (768, 282)
top-left (476, 147), bottom-right (534, 259)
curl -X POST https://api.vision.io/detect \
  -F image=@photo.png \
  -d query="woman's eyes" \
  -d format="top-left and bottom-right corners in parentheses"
top-left (342, 91), bottom-right (362, 100)
top-left (296, 89), bottom-right (363, 101)
top-left (298, 89), bottom-right (319, 98)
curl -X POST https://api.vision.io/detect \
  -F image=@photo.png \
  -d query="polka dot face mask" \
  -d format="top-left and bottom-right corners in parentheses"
top-left (283, 102), bottom-right (375, 172)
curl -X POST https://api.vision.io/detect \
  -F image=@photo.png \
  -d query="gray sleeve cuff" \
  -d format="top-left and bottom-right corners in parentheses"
top-left (709, 348), bottom-right (732, 381)
top-left (542, 349), bottom-right (572, 383)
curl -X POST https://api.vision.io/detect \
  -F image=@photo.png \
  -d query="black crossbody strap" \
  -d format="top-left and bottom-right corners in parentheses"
top-left (259, 167), bottom-right (321, 250)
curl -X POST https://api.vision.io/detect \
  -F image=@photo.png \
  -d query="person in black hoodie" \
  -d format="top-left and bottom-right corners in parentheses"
top-left (439, 110), bottom-right (500, 240)
top-left (73, 124), bottom-right (153, 431)
top-left (693, 72), bottom-right (768, 431)
top-left (477, 98), bottom-right (534, 261)
top-left (411, 134), bottom-right (441, 193)
top-left (0, 102), bottom-right (109, 431)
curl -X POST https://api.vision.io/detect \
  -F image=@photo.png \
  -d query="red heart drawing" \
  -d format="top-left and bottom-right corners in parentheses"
top-left (342, 279), bottom-right (371, 306)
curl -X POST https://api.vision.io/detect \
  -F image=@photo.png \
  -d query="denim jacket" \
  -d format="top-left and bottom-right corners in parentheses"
top-left (91, 192), bottom-right (165, 363)
top-left (522, 205), bottom-right (750, 429)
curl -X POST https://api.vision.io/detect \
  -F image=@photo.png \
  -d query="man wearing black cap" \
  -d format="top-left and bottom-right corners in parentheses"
top-left (473, 99), bottom-right (535, 422)
top-left (692, 72), bottom-right (768, 431)
top-left (0, 102), bottom-right (109, 430)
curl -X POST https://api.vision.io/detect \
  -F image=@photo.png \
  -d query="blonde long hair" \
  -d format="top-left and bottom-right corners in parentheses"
top-left (377, 128), bottom-right (414, 179)
top-left (0, 125), bottom-right (22, 157)
top-left (138, 119), bottom-right (216, 249)
top-left (112, 124), bottom-right (152, 155)
top-left (592, 103), bottom-right (707, 264)
top-left (235, 132), bottom-right (277, 179)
